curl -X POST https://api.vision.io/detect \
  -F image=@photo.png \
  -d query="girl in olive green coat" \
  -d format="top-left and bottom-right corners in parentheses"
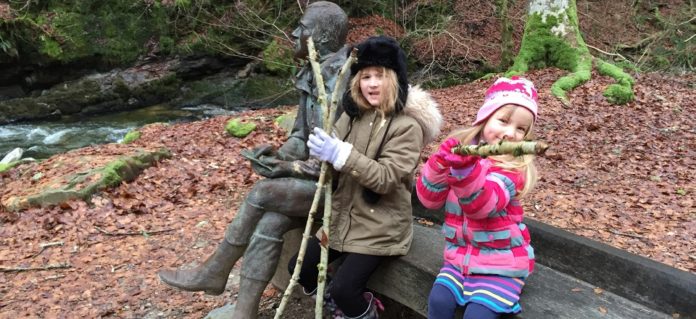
top-left (288, 35), bottom-right (442, 319)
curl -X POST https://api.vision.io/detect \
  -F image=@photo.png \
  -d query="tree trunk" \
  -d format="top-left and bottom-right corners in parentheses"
top-left (508, 0), bottom-right (634, 105)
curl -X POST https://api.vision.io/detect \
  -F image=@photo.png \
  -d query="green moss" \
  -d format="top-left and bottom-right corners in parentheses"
top-left (121, 130), bottom-right (141, 144)
top-left (508, 5), bottom-right (594, 104)
top-left (603, 84), bottom-right (634, 104)
top-left (274, 112), bottom-right (296, 134)
top-left (0, 162), bottom-right (17, 173)
top-left (100, 160), bottom-right (128, 188)
top-left (509, 14), bottom-right (582, 74)
top-left (225, 118), bottom-right (256, 138)
top-left (597, 59), bottom-right (635, 105)
top-left (262, 39), bottom-right (295, 76)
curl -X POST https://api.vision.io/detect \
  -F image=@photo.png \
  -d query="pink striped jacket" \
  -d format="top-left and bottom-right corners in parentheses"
top-left (416, 156), bottom-right (535, 278)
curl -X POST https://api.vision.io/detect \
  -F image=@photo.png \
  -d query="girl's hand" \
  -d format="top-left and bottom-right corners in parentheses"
top-left (444, 152), bottom-right (477, 169)
top-left (436, 138), bottom-right (461, 164)
top-left (307, 127), bottom-right (353, 169)
top-left (440, 138), bottom-right (477, 172)
top-left (427, 138), bottom-right (460, 171)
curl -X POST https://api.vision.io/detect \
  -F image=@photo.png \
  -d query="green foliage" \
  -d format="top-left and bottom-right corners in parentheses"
top-left (0, 35), bottom-right (17, 56)
top-left (225, 118), bottom-right (256, 138)
top-left (626, 2), bottom-right (695, 72)
top-left (38, 35), bottom-right (63, 58)
top-left (613, 60), bottom-right (640, 73)
top-left (0, 1), bottom-right (174, 64)
top-left (121, 130), bottom-right (141, 144)
top-left (262, 38), bottom-right (295, 76)
top-left (401, 0), bottom-right (453, 32)
top-left (159, 36), bottom-right (175, 55)
top-left (175, 0), bottom-right (192, 8)
top-left (335, 0), bottom-right (399, 20)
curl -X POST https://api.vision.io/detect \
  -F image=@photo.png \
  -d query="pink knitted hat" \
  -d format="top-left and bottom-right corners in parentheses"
top-left (473, 76), bottom-right (539, 125)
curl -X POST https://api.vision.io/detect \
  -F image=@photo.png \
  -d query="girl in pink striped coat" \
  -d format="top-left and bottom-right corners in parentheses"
top-left (416, 77), bottom-right (540, 319)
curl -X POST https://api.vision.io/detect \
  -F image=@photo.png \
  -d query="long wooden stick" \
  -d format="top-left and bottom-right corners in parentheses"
top-left (274, 37), bottom-right (330, 319)
top-left (315, 48), bottom-right (357, 319)
top-left (451, 141), bottom-right (549, 157)
top-left (0, 263), bottom-right (72, 273)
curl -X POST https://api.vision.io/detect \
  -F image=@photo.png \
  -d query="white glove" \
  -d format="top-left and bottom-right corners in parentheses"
top-left (307, 127), bottom-right (353, 170)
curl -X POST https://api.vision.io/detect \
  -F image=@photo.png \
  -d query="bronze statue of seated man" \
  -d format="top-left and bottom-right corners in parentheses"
top-left (157, 2), bottom-right (349, 318)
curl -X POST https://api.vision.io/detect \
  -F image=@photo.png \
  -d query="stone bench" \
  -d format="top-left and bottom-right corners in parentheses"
top-left (272, 199), bottom-right (696, 318)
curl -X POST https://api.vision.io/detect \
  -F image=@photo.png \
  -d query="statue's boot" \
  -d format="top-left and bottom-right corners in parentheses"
top-left (158, 239), bottom-right (245, 295)
top-left (232, 212), bottom-right (302, 318)
top-left (158, 200), bottom-right (265, 295)
top-left (229, 275), bottom-right (267, 319)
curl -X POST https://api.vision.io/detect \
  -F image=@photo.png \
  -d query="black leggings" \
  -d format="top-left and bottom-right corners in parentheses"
top-left (288, 237), bottom-right (387, 317)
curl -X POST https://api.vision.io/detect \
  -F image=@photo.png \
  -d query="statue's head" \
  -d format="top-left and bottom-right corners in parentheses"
top-left (292, 1), bottom-right (348, 60)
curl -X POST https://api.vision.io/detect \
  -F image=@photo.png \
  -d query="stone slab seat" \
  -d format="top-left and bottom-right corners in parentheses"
top-left (272, 196), bottom-right (696, 319)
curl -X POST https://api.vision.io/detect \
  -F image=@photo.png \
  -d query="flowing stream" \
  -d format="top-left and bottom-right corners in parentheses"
top-left (0, 103), bottom-right (240, 160)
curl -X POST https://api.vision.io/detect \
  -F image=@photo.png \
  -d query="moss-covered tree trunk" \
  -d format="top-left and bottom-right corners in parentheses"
top-left (508, 0), bottom-right (634, 105)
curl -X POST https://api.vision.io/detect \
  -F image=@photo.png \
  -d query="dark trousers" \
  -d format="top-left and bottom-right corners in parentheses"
top-left (289, 237), bottom-right (387, 317)
top-left (428, 284), bottom-right (501, 319)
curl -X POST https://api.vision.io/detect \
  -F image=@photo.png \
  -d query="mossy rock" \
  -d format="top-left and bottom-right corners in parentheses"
top-left (121, 130), bottom-right (141, 144)
top-left (0, 162), bottom-right (17, 173)
top-left (225, 118), bottom-right (256, 138)
top-left (274, 110), bottom-right (297, 136)
top-left (1, 146), bottom-right (171, 212)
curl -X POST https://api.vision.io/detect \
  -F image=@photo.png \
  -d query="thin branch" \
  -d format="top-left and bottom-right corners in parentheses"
top-left (586, 44), bottom-right (629, 62)
top-left (95, 226), bottom-right (175, 237)
top-left (0, 263), bottom-right (72, 273)
top-left (608, 229), bottom-right (645, 239)
top-left (315, 48), bottom-right (357, 319)
top-left (451, 141), bottom-right (549, 157)
top-left (274, 39), bottom-right (356, 319)
top-left (274, 37), bottom-right (327, 319)
top-left (25, 241), bottom-right (64, 259)
top-left (43, 274), bottom-right (65, 281)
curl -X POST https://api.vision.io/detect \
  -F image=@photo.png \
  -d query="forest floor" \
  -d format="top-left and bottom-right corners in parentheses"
top-left (0, 68), bottom-right (694, 318)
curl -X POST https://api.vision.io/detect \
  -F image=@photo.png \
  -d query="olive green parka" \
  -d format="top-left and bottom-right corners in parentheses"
top-left (323, 85), bottom-right (442, 256)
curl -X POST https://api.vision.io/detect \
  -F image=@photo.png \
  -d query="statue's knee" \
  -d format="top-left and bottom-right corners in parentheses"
top-left (246, 179), bottom-right (284, 208)
top-left (255, 213), bottom-right (296, 235)
top-left (245, 186), bottom-right (264, 208)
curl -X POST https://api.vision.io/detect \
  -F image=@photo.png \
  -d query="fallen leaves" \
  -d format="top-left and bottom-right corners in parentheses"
top-left (0, 69), bottom-right (694, 318)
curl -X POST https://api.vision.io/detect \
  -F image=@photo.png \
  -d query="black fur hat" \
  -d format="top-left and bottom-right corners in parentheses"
top-left (343, 36), bottom-right (409, 118)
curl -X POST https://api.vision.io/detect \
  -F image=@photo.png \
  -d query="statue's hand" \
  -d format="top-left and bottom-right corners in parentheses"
top-left (276, 137), bottom-right (308, 161)
top-left (250, 156), bottom-right (294, 178)
top-left (296, 158), bottom-right (322, 178)
top-left (250, 144), bottom-right (277, 158)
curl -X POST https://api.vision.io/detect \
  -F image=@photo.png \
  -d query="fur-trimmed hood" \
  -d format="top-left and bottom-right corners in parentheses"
top-left (402, 85), bottom-right (442, 145)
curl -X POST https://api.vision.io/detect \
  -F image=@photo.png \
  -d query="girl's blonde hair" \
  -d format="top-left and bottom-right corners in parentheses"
top-left (448, 105), bottom-right (538, 198)
top-left (349, 66), bottom-right (399, 118)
